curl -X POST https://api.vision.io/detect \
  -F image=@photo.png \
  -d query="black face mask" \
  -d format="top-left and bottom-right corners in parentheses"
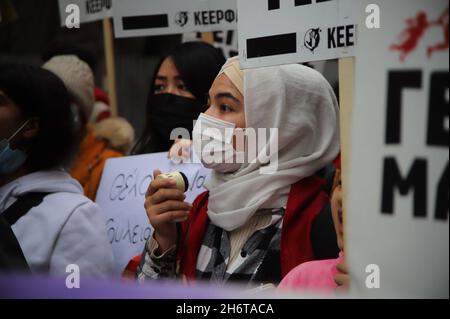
top-left (147, 93), bottom-right (205, 151)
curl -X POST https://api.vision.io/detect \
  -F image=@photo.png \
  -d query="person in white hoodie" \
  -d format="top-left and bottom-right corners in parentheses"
top-left (0, 63), bottom-right (113, 277)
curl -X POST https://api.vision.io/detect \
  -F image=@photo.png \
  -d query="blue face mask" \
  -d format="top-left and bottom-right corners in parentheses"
top-left (0, 120), bottom-right (30, 175)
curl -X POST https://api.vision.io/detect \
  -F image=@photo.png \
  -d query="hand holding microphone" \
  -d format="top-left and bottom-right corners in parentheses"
top-left (144, 169), bottom-right (191, 254)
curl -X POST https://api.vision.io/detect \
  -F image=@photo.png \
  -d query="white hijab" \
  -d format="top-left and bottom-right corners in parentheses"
top-left (205, 58), bottom-right (340, 231)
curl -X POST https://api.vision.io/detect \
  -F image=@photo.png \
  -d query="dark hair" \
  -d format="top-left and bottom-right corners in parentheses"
top-left (166, 41), bottom-right (225, 104)
top-left (132, 41), bottom-right (226, 155)
top-left (0, 63), bottom-right (77, 172)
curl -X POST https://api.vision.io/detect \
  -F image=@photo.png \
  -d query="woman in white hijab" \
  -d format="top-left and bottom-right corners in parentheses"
top-left (138, 57), bottom-right (340, 286)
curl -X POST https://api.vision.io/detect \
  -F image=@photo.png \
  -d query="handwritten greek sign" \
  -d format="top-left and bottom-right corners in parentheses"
top-left (96, 153), bottom-right (210, 275)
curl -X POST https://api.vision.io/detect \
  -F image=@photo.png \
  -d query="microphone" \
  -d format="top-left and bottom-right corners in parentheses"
top-left (155, 171), bottom-right (191, 253)
top-left (156, 171), bottom-right (190, 224)
top-left (156, 171), bottom-right (189, 192)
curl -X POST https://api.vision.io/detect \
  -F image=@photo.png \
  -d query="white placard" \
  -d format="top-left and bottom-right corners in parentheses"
top-left (58, 0), bottom-right (113, 26)
top-left (113, 0), bottom-right (237, 38)
top-left (237, 0), bottom-right (357, 68)
top-left (347, 0), bottom-right (449, 298)
top-left (96, 153), bottom-right (210, 275)
top-left (183, 29), bottom-right (238, 58)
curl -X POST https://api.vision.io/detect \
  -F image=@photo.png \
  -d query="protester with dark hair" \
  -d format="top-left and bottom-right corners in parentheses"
top-left (0, 63), bottom-right (113, 276)
top-left (132, 41), bottom-right (226, 155)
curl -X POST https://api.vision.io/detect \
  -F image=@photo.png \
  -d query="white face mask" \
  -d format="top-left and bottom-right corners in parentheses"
top-left (192, 113), bottom-right (242, 173)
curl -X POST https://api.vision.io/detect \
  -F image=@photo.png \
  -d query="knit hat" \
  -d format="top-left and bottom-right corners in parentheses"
top-left (43, 55), bottom-right (94, 121)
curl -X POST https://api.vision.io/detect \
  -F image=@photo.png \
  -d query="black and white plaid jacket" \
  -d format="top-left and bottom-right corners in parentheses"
top-left (137, 208), bottom-right (284, 286)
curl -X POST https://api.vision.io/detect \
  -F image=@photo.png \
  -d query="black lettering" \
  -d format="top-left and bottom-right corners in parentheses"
top-left (194, 12), bottom-right (201, 25)
top-left (110, 174), bottom-right (125, 200)
top-left (122, 14), bottom-right (169, 30)
top-left (196, 175), bottom-right (206, 188)
top-left (129, 171), bottom-right (138, 198)
top-left (106, 218), bottom-right (115, 244)
top-left (119, 173), bottom-right (134, 200)
top-left (209, 11), bottom-right (216, 24)
top-left (382, 157), bottom-right (427, 218)
top-left (435, 163), bottom-right (449, 221)
top-left (226, 30), bottom-right (234, 45)
top-left (143, 227), bottom-right (152, 241)
top-left (95, 0), bottom-right (101, 12)
top-left (202, 11), bottom-right (208, 25)
top-left (427, 72), bottom-right (449, 147)
top-left (328, 27), bottom-right (336, 48)
top-left (217, 10), bottom-right (224, 24)
top-left (295, 0), bottom-right (312, 5)
top-left (189, 170), bottom-right (199, 191)
top-left (337, 26), bottom-right (345, 47)
top-left (386, 70), bottom-right (422, 144)
top-left (213, 31), bottom-right (224, 44)
top-left (224, 10), bottom-right (235, 23)
top-left (86, 0), bottom-right (110, 14)
top-left (123, 220), bottom-right (132, 242)
top-left (268, 0), bottom-right (280, 10)
top-left (132, 224), bottom-right (139, 244)
top-left (139, 175), bottom-right (152, 196)
top-left (270, 0), bottom-right (332, 10)
top-left (247, 33), bottom-right (297, 58)
top-left (346, 24), bottom-right (355, 46)
top-left (115, 226), bottom-right (123, 243)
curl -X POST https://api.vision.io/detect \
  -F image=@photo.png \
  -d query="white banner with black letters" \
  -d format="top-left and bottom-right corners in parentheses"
top-left (113, 0), bottom-right (237, 38)
top-left (237, 0), bottom-right (357, 68)
top-left (347, 0), bottom-right (449, 298)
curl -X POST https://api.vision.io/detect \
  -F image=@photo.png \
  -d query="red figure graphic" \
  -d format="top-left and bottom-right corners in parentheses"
top-left (390, 11), bottom-right (431, 62)
top-left (427, 6), bottom-right (449, 58)
top-left (391, 7), bottom-right (449, 62)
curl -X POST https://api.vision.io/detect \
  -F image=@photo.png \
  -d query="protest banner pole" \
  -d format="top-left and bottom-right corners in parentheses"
top-left (338, 57), bottom-right (354, 251)
top-left (103, 17), bottom-right (119, 117)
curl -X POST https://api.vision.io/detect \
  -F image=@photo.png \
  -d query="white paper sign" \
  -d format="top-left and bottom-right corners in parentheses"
top-left (58, 0), bottom-right (113, 26)
top-left (237, 0), bottom-right (357, 68)
top-left (96, 153), bottom-right (210, 275)
top-left (113, 0), bottom-right (237, 38)
top-left (347, 0), bottom-right (449, 298)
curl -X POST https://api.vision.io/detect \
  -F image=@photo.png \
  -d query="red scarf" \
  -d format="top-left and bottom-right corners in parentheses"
top-left (177, 175), bottom-right (329, 281)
